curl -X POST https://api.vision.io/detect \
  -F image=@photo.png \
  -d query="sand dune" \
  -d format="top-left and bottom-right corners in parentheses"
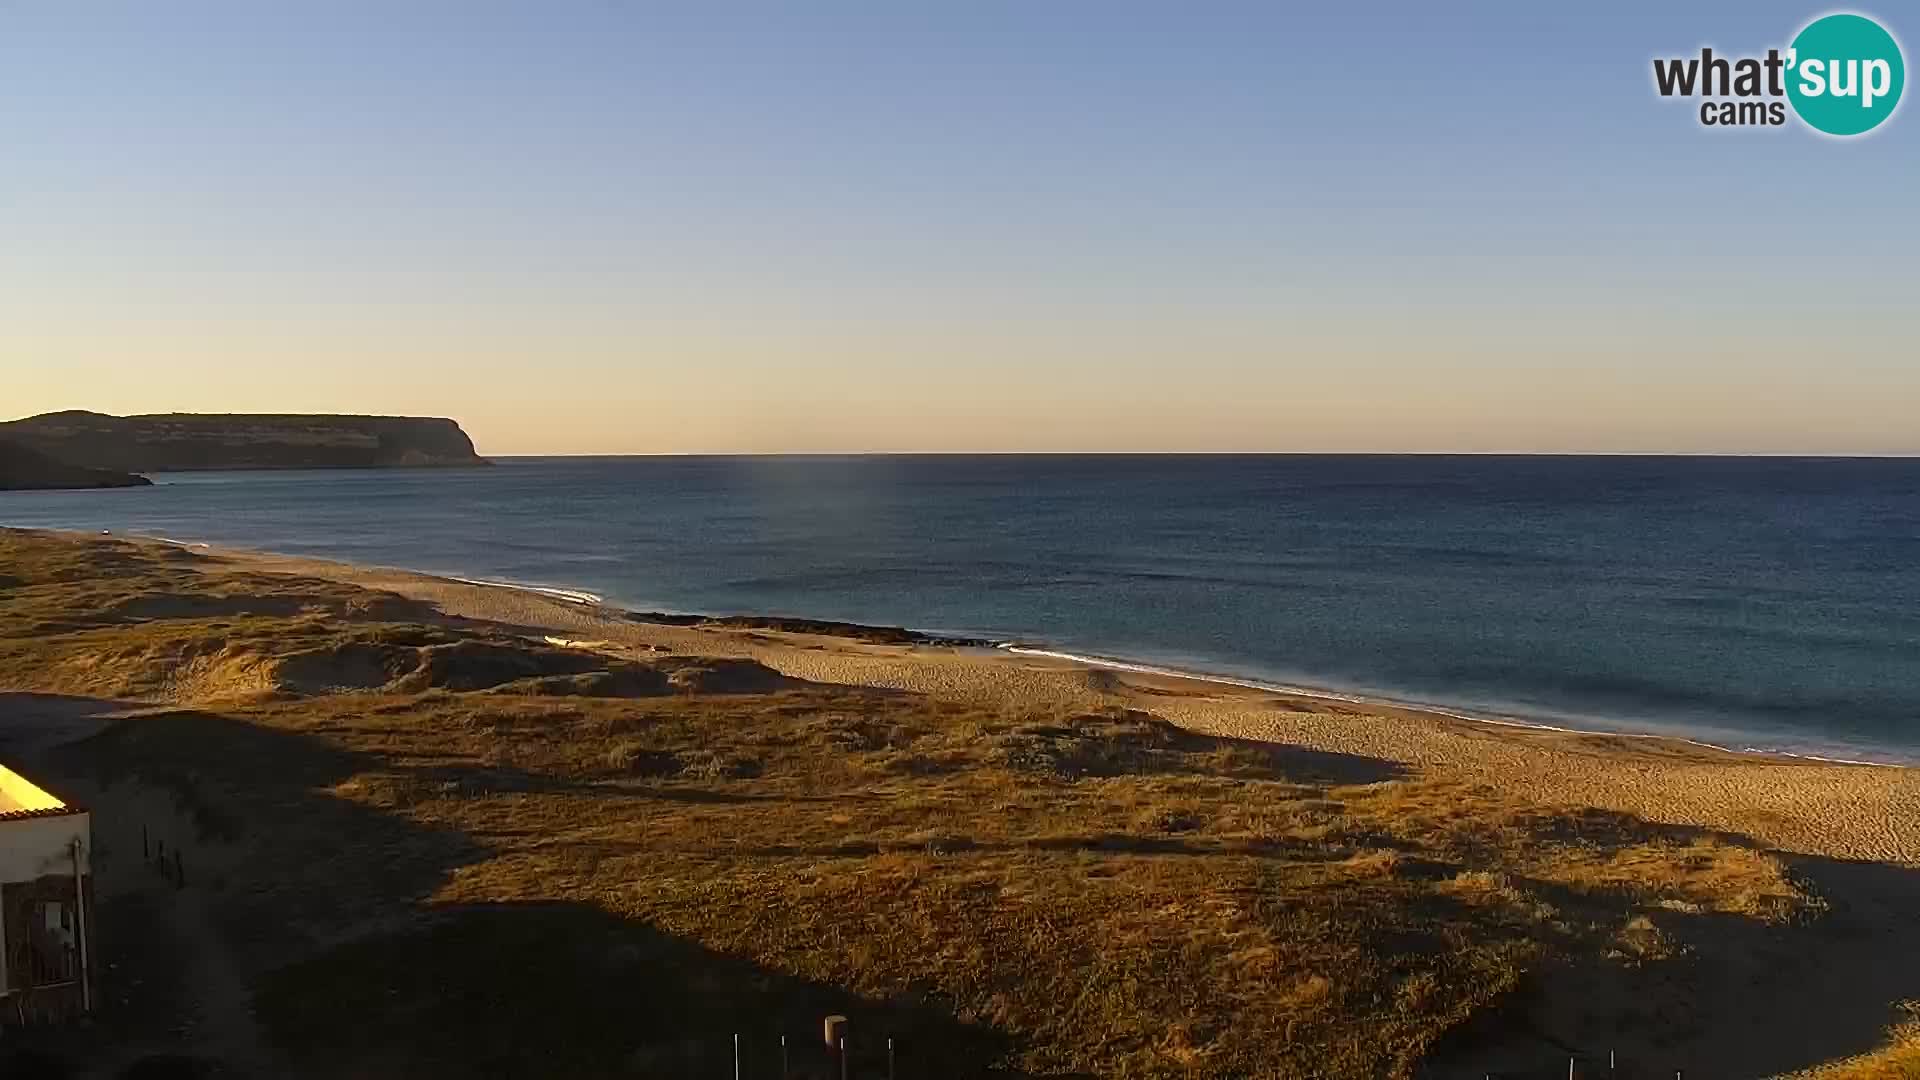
top-left (198, 540), bottom-right (1920, 866)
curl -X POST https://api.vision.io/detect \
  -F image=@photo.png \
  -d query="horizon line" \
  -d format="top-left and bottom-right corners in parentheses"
top-left (476, 450), bottom-right (1920, 460)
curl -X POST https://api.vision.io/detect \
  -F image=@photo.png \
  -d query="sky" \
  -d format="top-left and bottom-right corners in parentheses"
top-left (3, 1), bottom-right (1916, 455)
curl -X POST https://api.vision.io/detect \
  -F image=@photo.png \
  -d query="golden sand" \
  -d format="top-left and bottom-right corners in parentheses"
top-left (191, 541), bottom-right (1919, 866)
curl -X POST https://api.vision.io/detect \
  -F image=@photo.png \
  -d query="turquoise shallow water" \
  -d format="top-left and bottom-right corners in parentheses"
top-left (5, 454), bottom-right (1918, 763)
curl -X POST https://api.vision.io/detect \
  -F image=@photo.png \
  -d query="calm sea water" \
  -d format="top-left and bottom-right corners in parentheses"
top-left (5, 455), bottom-right (1918, 763)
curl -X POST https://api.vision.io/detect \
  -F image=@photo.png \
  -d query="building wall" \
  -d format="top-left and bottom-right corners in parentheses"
top-left (0, 811), bottom-right (93, 1016)
top-left (0, 812), bottom-right (91, 883)
top-left (1, 874), bottom-right (95, 1021)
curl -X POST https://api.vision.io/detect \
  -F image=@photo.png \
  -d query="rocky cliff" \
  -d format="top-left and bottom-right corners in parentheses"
top-left (0, 412), bottom-right (488, 472)
top-left (0, 439), bottom-right (153, 491)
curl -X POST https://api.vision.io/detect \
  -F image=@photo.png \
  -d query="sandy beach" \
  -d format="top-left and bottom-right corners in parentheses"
top-left (7, 525), bottom-right (1920, 1077)
top-left (183, 537), bottom-right (1920, 867)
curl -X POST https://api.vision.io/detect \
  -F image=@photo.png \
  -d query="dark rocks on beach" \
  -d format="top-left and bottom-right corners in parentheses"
top-left (620, 610), bottom-right (991, 648)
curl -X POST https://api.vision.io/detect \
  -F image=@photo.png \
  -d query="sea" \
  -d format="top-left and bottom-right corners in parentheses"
top-left (5, 455), bottom-right (1917, 765)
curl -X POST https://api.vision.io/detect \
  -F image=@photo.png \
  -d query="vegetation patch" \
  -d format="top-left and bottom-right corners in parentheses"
top-left (0, 530), bottom-right (1894, 1079)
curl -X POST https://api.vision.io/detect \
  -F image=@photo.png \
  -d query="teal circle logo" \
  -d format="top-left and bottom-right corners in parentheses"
top-left (1786, 13), bottom-right (1905, 136)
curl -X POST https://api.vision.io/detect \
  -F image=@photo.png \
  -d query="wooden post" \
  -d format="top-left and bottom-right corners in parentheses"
top-left (824, 1017), bottom-right (849, 1080)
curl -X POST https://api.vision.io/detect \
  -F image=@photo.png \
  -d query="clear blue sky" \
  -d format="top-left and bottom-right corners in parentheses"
top-left (4, 2), bottom-right (1915, 453)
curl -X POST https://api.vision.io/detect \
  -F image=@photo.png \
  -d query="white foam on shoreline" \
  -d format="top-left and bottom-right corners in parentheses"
top-left (445, 576), bottom-right (604, 605)
top-left (137, 535), bottom-right (602, 605)
top-left (71, 528), bottom-right (1915, 769)
top-left (996, 645), bottom-right (1907, 768)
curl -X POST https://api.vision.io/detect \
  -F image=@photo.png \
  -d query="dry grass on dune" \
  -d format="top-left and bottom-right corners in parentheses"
top-left (68, 687), bottom-right (1814, 1079)
top-left (0, 529), bottom-right (1899, 1079)
top-left (1790, 1008), bottom-right (1920, 1080)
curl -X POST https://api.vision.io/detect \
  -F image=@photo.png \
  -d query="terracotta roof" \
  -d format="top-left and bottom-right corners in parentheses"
top-left (0, 804), bottom-right (86, 823)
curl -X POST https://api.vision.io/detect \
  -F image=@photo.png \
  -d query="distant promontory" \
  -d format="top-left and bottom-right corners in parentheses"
top-left (0, 439), bottom-right (153, 491)
top-left (0, 411), bottom-right (489, 472)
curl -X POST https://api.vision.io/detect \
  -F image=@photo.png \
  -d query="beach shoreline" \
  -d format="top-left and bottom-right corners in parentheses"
top-left (39, 526), bottom-right (1915, 866)
top-left (17, 524), bottom-right (1920, 1077)
top-left (121, 528), bottom-right (1910, 769)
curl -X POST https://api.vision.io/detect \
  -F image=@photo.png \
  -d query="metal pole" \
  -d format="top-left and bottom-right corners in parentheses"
top-left (888, 1036), bottom-right (896, 1080)
top-left (733, 1033), bottom-right (740, 1080)
top-left (780, 1034), bottom-right (789, 1080)
top-left (71, 839), bottom-right (91, 1014)
top-left (1569, 1057), bottom-right (1576, 1080)
top-left (839, 1036), bottom-right (848, 1080)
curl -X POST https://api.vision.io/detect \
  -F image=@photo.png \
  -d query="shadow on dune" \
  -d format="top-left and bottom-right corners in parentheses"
top-left (1419, 836), bottom-right (1920, 1079)
top-left (5, 709), bottom-right (486, 1075)
top-left (46, 709), bottom-right (486, 967)
top-left (255, 901), bottom-right (1028, 1080)
top-left (0, 691), bottom-right (150, 758)
top-left (22, 708), bottom-right (1043, 1079)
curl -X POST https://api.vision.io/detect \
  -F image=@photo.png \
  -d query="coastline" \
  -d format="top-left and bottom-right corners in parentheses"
top-left (62, 527), bottom-right (1919, 865)
top-left (995, 645), bottom-right (1911, 769)
top-left (138, 529), bottom-right (1913, 770)
top-left (16, 524), bottom-right (1920, 1077)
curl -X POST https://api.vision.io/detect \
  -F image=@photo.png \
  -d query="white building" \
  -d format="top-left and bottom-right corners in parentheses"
top-left (0, 764), bottom-right (93, 1024)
